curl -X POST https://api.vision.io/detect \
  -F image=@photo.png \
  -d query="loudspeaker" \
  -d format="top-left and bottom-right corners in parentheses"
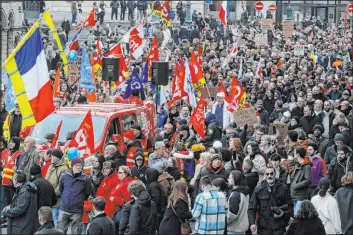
top-left (152, 62), bottom-right (169, 85)
top-left (102, 57), bottom-right (120, 81)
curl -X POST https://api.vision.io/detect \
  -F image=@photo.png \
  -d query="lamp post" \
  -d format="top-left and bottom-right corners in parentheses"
top-left (286, 4), bottom-right (293, 20)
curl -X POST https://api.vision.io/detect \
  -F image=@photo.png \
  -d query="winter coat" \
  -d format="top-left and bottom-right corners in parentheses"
top-left (31, 174), bottom-right (57, 209)
top-left (311, 193), bottom-right (342, 234)
top-left (34, 222), bottom-right (64, 235)
top-left (199, 163), bottom-right (229, 182)
top-left (300, 114), bottom-right (321, 137)
top-left (227, 186), bottom-right (250, 233)
top-left (244, 154), bottom-right (267, 184)
top-left (323, 145), bottom-right (337, 166)
top-left (87, 212), bottom-right (115, 235)
top-left (335, 187), bottom-right (353, 234)
top-left (244, 171), bottom-right (259, 196)
top-left (204, 120), bottom-right (223, 147)
top-left (96, 171), bottom-right (119, 201)
top-left (263, 98), bottom-right (275, 114)
top-left (3, 182), bottom-right (39, 235)
top-left (148, 152), bottom-right (168, 173)
top-left (106, 152), bottom-right (126, 169)
top-left (166, 167), bottom-right (181, 181)
top-left (159, 198), bottom-right (192, 234)
top-left (90, 168), bottom-right (104, 198)
top-left (119, 199), bottom-right (134, 234)
top-left (146, 168), bottom-right (165, 212)
top-left (212, 102), bottom-right (234, 129)
top-left (126, 190), bottom-right (158, 234)
top-left (309, 155), bottom-right (326, 187)
top-left (131, 164), bottom-right (149, 184)
top-left (106, 176), bottom-right (133, 218)
top-left (285, 217), bottom-right (326, 235)
top-left (327, 157), bottom-right (347, 193)
top-left (59, 171), bottom-right (91, 214)
top-left (136, 0), bottom-right (148, 10)
top-left (17, 149), bottom-right (40, 180)
top-left (45, 158), bottom-right (68, 207)
top-left (249, 180), bottom-right (293, 235)
top-left (308, 136), bottom-right (330, 157)
top-left (290, 162), bottom-right (312, 201)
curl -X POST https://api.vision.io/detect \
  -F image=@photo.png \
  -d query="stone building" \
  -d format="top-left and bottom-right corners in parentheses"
top-left (1, 1), bottom-right (24, 63)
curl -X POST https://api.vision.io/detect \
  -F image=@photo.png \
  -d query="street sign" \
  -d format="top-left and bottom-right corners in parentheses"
top-left (347, 4), bottom-right (353, 14)
top-left (269, 4), bottom-right (277, 13)
top-left (254, 1), bottom-right (264, 11)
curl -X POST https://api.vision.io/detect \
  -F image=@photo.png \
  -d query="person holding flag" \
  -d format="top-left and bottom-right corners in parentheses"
top-left (124, 68), bottom-right (144, 105)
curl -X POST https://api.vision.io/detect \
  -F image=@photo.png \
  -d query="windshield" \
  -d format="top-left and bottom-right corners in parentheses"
top-left (31, 113), bottom-right (107, 145)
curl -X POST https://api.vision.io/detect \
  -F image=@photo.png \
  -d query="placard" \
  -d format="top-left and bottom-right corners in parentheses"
top-left (261, 19), bottom-right (274, 31)
top-left (294, 45), bottom-right (304, 56)
top-left (199, 87), bottom-right (220, 99)
top-left (282, 20), bottom-right (294, 38)
top-left (269, 122), bottom-right (289, 145)
top-left (68, 62), bottom-right (80, 86)
top-left (255, 33), bottom-right (268, 46)
top-left (233, 108), bottom-right (258, 127)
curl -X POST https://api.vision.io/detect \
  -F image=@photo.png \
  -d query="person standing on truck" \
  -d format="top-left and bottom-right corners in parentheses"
top-left (126, 89), bottom-right (144, 105)
top-left (119, 130), bottom-right (143, 168)
top-left (131, 125), bottom-right (153, 161)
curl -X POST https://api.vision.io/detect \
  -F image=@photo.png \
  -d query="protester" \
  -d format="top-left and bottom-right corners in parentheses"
top-left (86, 197), bottom-right (115, 235)
top-left (16, 136), bottom-right (40, 180)
top-left (335, 172), bottom-right (353, 235)
top-left (35, 206), bottom-right (64, 235)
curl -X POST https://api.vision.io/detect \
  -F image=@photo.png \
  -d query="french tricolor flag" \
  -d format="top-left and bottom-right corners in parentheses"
top-left (69, 25), bottom-right (82, 51)
top-left (219, 0), bottom-right (230, 27)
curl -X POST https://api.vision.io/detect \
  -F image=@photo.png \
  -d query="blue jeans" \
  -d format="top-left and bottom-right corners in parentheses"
top-left (72, 12), bottom-right (77, 24)
top-left (82, 224), bottom-right (87, 235)
top-left (53, 207), bottom-right (59, 227)
top-left (293, 200), bottom-right (303, 214)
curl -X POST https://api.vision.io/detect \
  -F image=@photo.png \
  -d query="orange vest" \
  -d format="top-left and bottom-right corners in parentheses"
top-left (169, 133), bottom-right (179, 150)
top-left (2, 150), bottom-right (22, 186)
top-left (126, 146), bottom-right (138, 168)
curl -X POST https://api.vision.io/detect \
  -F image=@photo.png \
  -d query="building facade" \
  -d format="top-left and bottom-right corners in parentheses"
top-left (1, 1), bottom-right (24, 63)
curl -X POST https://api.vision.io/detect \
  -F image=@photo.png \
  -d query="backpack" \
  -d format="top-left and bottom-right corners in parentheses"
top-left (157, 172), bottom-right (175, 198)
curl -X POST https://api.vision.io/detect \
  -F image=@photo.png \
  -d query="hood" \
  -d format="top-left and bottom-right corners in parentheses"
top-left (22, 181), bottom-right (37, 193)
top-left (207, 162), bottom-right (224, 174)
top-left (232, 185), bottom-right (249, 195)
top-left (136, 190), bottom-right (152, 206)
top-left (205, 113), bottom-right (216, 125)
top-left (146, 168), bottom-right (159, 184)
top-left (128, 139), bottom-right (142, 148)
top-left (53, 157), bottom-right (68, 167)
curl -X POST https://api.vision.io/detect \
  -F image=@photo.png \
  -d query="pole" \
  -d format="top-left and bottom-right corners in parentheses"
top-left (186, 0), bottom-right (191, 29)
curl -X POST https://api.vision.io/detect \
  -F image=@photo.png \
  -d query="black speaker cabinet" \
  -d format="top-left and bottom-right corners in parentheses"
top-left (152, 62), bottom-right (169, 85)
top-left (102, 57), bottom-right (120, 81)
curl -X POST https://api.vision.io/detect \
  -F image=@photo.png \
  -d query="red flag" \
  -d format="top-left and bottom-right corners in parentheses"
top-left (50, 120), bottom-right (63, 149)
top-left (189, 51), bottom-right (205, 89)
top-left (190, 98), bottom-right (207, 140)
top-left (94, 36), bottom-right (101, 62)
top-left (226, 77), bottom-right (247, 112)
top-left (146, 36), bottom-right (159, 80)
top-left (219, 80), bottom-right (230, 103)
top-left (68, 110), bottom-right (95, 157)
top-left (76, 8), bottom-right (96, 30)
top-left (106, 43), bottom-right (129, 87)
top-left (167, 59), bottom-right (187, 107)
top-left (197, 45), bottom-right (203, 64)
top-left (52, 67), bottom-right (61, 98)
top-left (129, 27), bottom-right (144, 59)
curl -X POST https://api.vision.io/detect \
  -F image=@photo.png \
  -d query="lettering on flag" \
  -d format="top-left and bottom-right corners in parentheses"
top-left (190, 98), bottom-right (208, 140)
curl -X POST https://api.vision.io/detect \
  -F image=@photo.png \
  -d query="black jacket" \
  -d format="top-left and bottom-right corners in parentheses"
top-left (327, 157), bottom-right (347, 193)
top-left (146, 168), bottom-right (164, 212)
top-left (106, 152), bottom-right (126, 169)
top-left (290, 163), bottom-right (312, 201)
top-left (0, 107), bottom-right (8, 136)
top-left (159, 198), bottom-right (192, 234)
top-left (119, 199), bottom-right (134, 235)
top-left (131, 163), bottom-right (149, 184)
top-left (3, 182), bottom-right (39, 235)
top-left (90, 168), bottom-right (104, 198)
top-left (244, 171), bottom-right (259, 197)
top-left (166, 167), bottom-right (181, 181)
top-left (34, 222), bottom-right (64, 235)
top-left (228, 186), bottom-right (249, 215)
top-left (249, 180), bottom-right (293, 235)
top-left (87, 212), bottom-right (115, 235)
top-left (204, 120), bottom-right (222, 147)
top-left (285, 217), bottom-right (326, 235)
top-left (126, 190), bottom-right (158, 235)
top-left (300, 114), bottom-right (321, 136)
top-left (199, 163), bottom-right (229, 182)
top-left (31, 174), bottom-right (57, 209)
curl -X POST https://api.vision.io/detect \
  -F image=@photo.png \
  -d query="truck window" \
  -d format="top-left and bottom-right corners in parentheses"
top-left (122, 114), bottom-right (136, 131)
top-left (106, 118), bottom-right (120, 143)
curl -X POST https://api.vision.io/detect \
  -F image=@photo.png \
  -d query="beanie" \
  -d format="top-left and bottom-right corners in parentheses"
top-left (71, 157), bottom-right (83, 166)
top-left (30, 164), bottom-right (42, 175)
top-left (334, 133), bottom-right (344, 142)
top-left (51, 149), bottom-right (64, 159)
top-left (313, 124), bottom-right (324, 133)
top-left (124, 130), bottom-right (135, 140)
top-left (210, 154), bottom-right (222, 163)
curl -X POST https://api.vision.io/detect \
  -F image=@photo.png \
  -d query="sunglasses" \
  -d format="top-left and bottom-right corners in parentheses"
top-left (266, 172), bottom-right (274, 176)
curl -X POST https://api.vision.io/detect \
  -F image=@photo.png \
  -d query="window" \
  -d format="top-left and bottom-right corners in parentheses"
top-left (122, 114), bottom-right (136, 131)
top-left (106, 118), bottom-right (120, 144)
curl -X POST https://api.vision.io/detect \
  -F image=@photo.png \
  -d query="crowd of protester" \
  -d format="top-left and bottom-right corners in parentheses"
top-left (1, 0), bottom-right (353, 235)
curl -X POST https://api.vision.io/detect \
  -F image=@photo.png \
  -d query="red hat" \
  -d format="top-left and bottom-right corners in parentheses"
top-left (124, 130), bottom-right (135, 140)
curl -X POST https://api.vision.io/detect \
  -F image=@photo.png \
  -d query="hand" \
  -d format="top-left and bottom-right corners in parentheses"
top-left (250, 224), bottom-right (256, 232)
top-left (110, 197), bottom-right (114, 202)
top-left (244, 124), bottom-right (248, 131)
top-left (2, 205), bottom-right (10, 212)
top-left (273, 209), bottom-right (284, 218)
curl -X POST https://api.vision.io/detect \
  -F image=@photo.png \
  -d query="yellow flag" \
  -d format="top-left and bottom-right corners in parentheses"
top-left (42, 11), bottom-right (69, 74)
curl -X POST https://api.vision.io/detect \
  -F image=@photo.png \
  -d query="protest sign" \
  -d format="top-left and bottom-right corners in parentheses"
top-left (269, 122), bottom-right (289, 145)
top-left (283, 20), bottom-right (294, 38)
top-left (233, 108), bottom-right (257, 127)
top-left (255, 34), bottom-right (268, 46)
top-left (68, 62), bottom-right (80, 86)
top-left (200, 87), bottom-right (219, 99)
top-left (294, 45), bottom-right (305, 56)
top-left (261, 19), bottom-right (274, 31)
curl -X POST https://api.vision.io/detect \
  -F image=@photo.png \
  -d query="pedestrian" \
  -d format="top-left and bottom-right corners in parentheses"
top-left (110, 0), bottom-right (119, 21)
top-left (199, 154), bottom-right (229, 182)
top-left (29, 163), bottom-right (57, 209)
top-left (159, 180), bottom-right (192, 235)
top-left (120, 0), bottom-right (127, 21)
top-left (60, 17), bottom-right (70, 42)
top-left (192, 176), bottom-right (227, 235)
top-left (307, 143), bottom-right (326, 199)
top-left (103, 143), bottom-right (124, 169)
top-left (16, 136), bottom-right (40, 180)
top-left (244, 142), bottom-right (266, 184)
top-left (131, 151), bottom-right (149, 184)
top-left (34, 206), bottom-right (64, 234)
top-left (227, 170), bottom-right (250, 235)
top-left (311, 177), bottom-right (342, 234)
top-left (127, 1), bottom-right (135, 22)
top-left (285, 200), bottom-right (326, 235)
top-left (45, 149), bottom-right (68, 227)
top-left (148, 141), bottom-right (168, 173)
top-left (2, 170), bottom-right (39, 235)
top-left (335, 172), bottom-right (353, 235)
top-left (89, 154), bottom-right (105, 198)
top-left (71, 1), bottom-right (78, 25)
top-left (2, 103), bottom-right (22, 142)
top-left (57, 157), bottom-right (91, 235)
top-left (86, 196), bottom-right (115, 235)
top-left (145, 167), bottom-right (165, 223)
top-left (249, 166), bottom-right (293, 235)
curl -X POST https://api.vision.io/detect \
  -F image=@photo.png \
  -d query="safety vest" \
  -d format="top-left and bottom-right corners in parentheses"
top-left (169, 133), bottom-right (179, 150)
top-left (2, 150), bottom-right (22, 186)
top-left (140, 138), bottom-right (148, 161)
top-left (3, 112), bottom-right (25, 142)
top-left (126, 146), bottom-right (138, 168)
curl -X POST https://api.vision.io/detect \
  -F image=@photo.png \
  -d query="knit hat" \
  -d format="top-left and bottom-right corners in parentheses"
top-left (291, 116), bottom-right (300, 124)
top-left (30, 164), bottom-right (42, 175)
top-left (210, 154), bottom-right (222, 163)
top-left (212, 141), bottom-right (223, 149)
top-left (334, 133), bottom-right (344, 142)
top-left (124, 130), bottom-right (135, 140)
top-left (191, 144), bottom-right (205, 152)
top-left (313, 124), bottom-right (324, 133)
top-left (71, 157), bottom-right (83, 166)
top-left (51, 149), bottom-right (64, 159)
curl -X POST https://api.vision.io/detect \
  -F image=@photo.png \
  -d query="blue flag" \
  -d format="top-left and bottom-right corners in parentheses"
top-left (80, 46), bottom-right (95, 93)
top-left (4, 70), bottom-right (16, 111)
top-left (141, 62), bottom-right (148, 83)
top-left (124, 69), bottom-right (143, 99)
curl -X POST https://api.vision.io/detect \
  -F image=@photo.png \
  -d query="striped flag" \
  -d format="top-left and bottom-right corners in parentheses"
top-left (219, 0), bottom-right (230, 27)
top-left (69, 25), bottom-right (82, 51)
